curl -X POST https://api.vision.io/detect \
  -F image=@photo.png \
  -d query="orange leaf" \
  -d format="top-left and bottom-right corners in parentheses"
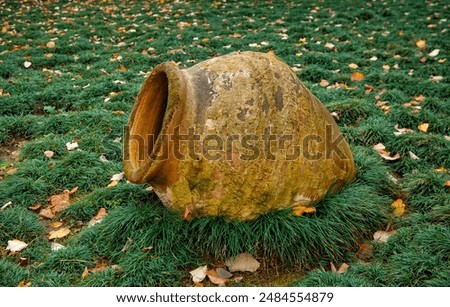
top-left (28, 204), bottom-right (42, 211)
top-left (391, 199), bottom-right (405, 216)
top-left (444, 180), bottom-right (450, 187)
top-left (1, 26), bottom-right (7, 33)
top-left (415, 39), bottom-right (426, 49)
top-left (418, 123), bottom-right (429, 132)
top-left (51, 221), bottom-right (63, 228)
top-left (292, 206), bottom-right (316, 216)
top-left (107, 180), bottom-right (118, 188)
top-left (350, 71), bottom-right (365, 82)
top-left (117, 65), bottom-right (128, 72)
top-left (49, 190), bottom-right (71, 213)
top-left (88, 208), bottom-right (107, 227)
top-left (18, 280), bottom-right (31, 287)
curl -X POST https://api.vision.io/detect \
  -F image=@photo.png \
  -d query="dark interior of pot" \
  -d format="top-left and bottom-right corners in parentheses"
top-left (128, 71), bottom-right (168, 171)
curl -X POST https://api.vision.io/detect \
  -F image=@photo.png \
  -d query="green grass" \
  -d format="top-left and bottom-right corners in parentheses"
top-left (0, 0), bottom-right (449, 287)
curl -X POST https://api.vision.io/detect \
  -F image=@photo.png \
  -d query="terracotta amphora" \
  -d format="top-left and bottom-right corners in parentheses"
top-left (123, 51), bottom-right (355, 220)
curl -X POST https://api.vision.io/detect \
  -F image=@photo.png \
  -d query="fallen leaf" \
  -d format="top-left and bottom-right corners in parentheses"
top-left (82, 267), bottom-right (89, 280)
top-left (190, 265), bottom-right (208, 283)
top-left (66, 141), bottom-right (78, 151)
top-left (319, 79), bottom-right (329, 87)
top-left (372, 143), bottom-right (401, 161)
top-left (110, 172), bottom-right (124, 181)
top-left (391, 199), bottom-right (406, 216)
top-left (44, 150), bottom-right (54, 158)
top-left (350, 71), bottom-right (365, 82)
top-left (107, 180), bottom-right (118, 188)
top-left (428, 49), bottom-right (440, 57)
top-left (364, 84), bottom-right (375, 94)
top-left (49, 190), bottom-right (71, 213)
top-left (216, 267), bottom-right (233, 279)
top-left (394, 124), bottom-right (414, 136)
top-left (6, 240), bottom-right (28, 252)
top-left (408, 151), bottom-right (420, 160)
top-left (88, 208), bottom-right (107, 227)
top-left (48, 227), bottom-right (70, 240)
top-left (51, 242), bottom-right (66, 251)
top-left (18, 280), bottom-right (31, 287)
top-left (337, 263), bottom-right (349, 274)
top-left (46, 41), bottom-right (56, 48)
top-left (292, 206), bottom-right (316, 216)
top-left (415, 39), bottom-right (426, 49)
top-left (141, 246), bottom-right (153, 252)
top-left (117, 65), bottom-right (128, 72)
top-left (348, 63), bottom-right (359, 69)
top-left (435, 167), bottom-right (446, 173)
top-left (430, 75), bottom-right (443, 82)
top-left (24, 61), bottom-right (32, 68)
top-left (194, 282), bottom-right (204, 287)
top-left (225, 252), bottom-right (260, 273)
top-left (69, 186), bottom-right (78, 195)
top-left (382, 64), bottom-right (390, 71)
top-left (51, 221), bottom-right (63, 228)
top-left (418, 123), bottom-right (429, 132)
top-left (28, 204), bottom-right (41, 211)
top-left (1, 26), bottom-right (7, 33)
top-left (206, 269), bottom-right (227, 286)
top-left (1, 201), bottom-right (12, 210)
top-left (356, 242), bottom-right (374, 261)
top-left (369, 56), bottom-right (378, 61)
top-left (181, 204), bottom-right (195, 220)
top-left (444, 180), bottom-right (450, 187)
top-left (373, 230), bottom-right (397, 243)
top-left (99, 155), bottom-right (108, 163)
top-left (39, 208), bottom-right (55, 219)
top-left (324, 42), bottom-right (335, 49)
top-left (120, 237), bottom-right (133, 253)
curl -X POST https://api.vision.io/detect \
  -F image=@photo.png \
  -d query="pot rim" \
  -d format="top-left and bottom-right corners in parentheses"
top-left (123, 61), bottom-right (185, 183)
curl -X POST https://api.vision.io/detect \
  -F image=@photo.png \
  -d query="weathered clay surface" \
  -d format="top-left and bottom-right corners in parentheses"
top-left (123, 51), bottom-right (355, 220)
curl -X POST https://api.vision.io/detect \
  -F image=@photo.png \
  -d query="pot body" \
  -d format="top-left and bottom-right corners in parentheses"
top-left (123, 51), bottom-right (355, 220)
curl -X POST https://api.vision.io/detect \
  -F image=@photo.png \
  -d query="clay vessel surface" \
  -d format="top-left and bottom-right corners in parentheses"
top-left (123, 51), bottom-right (355, 220)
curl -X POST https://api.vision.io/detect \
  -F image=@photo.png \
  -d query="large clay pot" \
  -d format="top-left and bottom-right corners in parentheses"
top-left (123, 51), bottom-right (355, 220)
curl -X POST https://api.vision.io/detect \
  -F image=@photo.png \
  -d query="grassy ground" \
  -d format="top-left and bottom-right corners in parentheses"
top-left (0, 0), bottom-right (449, 287)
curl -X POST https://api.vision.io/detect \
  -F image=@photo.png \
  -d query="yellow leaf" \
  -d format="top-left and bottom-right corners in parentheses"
top-left (117, 65), bottom-right (128, 72)
top-left (51, 221), bottom-right (63, 228)
top-left (418, 123), bottom-right (429, 132)
top-left (48, 227), bottom-right (70, 240)
top-left (350, 71), bottom-right (365, 82)
top-left (391, 199), bottom-right (405, 216)
top-left (348, 63), bottom-right (359, 69)
top-left (82, 267), bottom-right (89, 280)
top-left (292, 206), bottom-right (316, 216)
top-left (112, 110), bottom-right (125, 115)
top-left (435, 167), bottom-right (446, 173)
top-left (1, 26), bottom-right (7, 33)
top-left (107, 180), bottom-right (118, 188)
top-left (415, 39), bottom-right (426, 49)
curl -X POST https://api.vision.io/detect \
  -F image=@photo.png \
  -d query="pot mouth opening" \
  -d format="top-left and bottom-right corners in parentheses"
top-left (127, 70), bottom-right (169, 173)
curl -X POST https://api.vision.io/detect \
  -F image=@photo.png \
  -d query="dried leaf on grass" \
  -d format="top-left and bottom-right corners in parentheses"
top-left (6, 239), bottom-right (28, 252)
top-left (292, 206), bottom-right (316, 216)
top-left (391, 199), bottom-right (406, 216)
top-left (190, 265), bottom-right (208, 283)
top-left (418, 123), bottom-right (429, 133)
top-left (88, 208), bottom-right (107, 227)
top-left (373, 230), bottom-right (397, 243)
top-left (356, 242), bottom-right (374, 261)
top-left (1, 201), bottom-right (12, 210)
top-left (225, 252), bottom-right (260, 272)
top-left (372, 143), bottom-right (401, 161)
top-left (330, 262), bottom-right (349, 274)
top-left (48, 227), bottom-right (70, 240)
top-left (18, 280), bottom-right (31, 287)
top-left (206, 269), bottom-right (227, 286)
top-left (350, 71), bottom-right (365, 81)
